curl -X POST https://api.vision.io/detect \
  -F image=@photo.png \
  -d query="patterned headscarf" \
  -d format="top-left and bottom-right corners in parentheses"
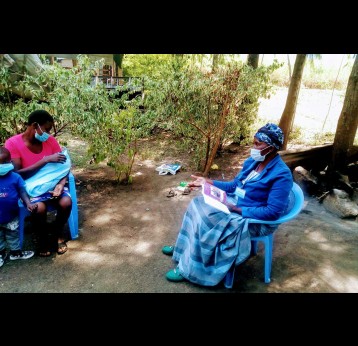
top-left (254, 123), bottom-right (284, 150)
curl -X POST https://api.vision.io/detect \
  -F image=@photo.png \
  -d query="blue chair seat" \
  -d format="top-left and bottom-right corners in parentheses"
top-left (224, 182), bottom-right (305, 288)
top-left (18, 172), bottom-right (79, 248)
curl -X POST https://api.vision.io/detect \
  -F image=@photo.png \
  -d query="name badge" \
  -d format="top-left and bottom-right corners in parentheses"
top-left (235, 187), bottom-right (246, 199)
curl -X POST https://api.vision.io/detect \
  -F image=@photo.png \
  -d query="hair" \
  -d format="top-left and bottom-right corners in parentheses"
top-left (27, 110), bottom-right (54, 126)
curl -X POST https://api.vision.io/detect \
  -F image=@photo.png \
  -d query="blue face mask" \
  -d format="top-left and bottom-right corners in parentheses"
top-left (35, 124), bottom-right (50, 142)
top-left (0, 163), bottom-right (14, 176)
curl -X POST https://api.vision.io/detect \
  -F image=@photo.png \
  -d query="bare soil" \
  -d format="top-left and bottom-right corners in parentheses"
top-left (0, 131), bottom-right (357, 293)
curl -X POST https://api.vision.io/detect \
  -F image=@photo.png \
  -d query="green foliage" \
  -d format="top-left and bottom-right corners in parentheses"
top-left (123, 54), bottom-right (174, 78)
top-left (144, 59), bottom-right (280, 173)
top-left (0, 55), bottom-right (145, 183)
top-left (287, 125), bottom-right (304, 144)
top-left (311, 132), bottom-right (335, 145)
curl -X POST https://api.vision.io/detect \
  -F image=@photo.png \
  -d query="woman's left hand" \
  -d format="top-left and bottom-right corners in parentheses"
top-left (225, 202), bottom-right (242, 215)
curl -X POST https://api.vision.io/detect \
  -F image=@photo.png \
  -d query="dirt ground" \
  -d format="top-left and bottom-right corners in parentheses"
top-left (0, 133), bottom-right (357, 293)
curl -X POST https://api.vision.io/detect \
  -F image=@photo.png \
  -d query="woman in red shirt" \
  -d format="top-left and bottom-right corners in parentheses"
top-left (5, 110), bottom-right (72, 257)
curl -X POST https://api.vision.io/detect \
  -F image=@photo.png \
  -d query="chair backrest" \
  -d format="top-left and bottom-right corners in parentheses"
top-left (247, 182), bottom-right (304, 226)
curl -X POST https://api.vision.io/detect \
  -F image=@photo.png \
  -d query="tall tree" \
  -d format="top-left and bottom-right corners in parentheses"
top-left (113, 54), bottom-right (124, 76)
top-left (212, 54), bottom-right (221, 72)
top-left (279, 54), bottom-right (307, 149)
top-left (329, 54), bottom-right (358, 173)
top-left (287, 54), bottom-right (292, 82)
top-left (247, 54), bottom-right (259, 68)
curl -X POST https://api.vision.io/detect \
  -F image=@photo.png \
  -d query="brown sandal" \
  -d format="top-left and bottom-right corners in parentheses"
top-left (166, 189), bottom-right (176, 198)
top-left (182, 187), bottom-right (191, 195)
top-left (39, 251), bottom-right (51, 257)
top-left (57, 242), bottom-right (68, 255)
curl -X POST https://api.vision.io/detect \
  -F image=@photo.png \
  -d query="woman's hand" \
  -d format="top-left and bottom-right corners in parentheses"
top-left (44, 152), bottom-right (67, 164)
top-left (49, 184), bottom-right (64, 197)
top-left (224, 202), bottom-right (242, 215)
top-left (188, 175), bottom-right (206, 187)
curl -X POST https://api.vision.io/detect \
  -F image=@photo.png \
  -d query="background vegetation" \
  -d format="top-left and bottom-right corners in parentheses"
top-left (1, 54), bottom-right (356, 183)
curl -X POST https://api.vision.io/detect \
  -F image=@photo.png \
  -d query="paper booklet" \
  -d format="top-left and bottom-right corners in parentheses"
top-left (201, 182), bottom-right (230, 214)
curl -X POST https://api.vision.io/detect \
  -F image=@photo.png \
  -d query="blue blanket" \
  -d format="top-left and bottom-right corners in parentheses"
top-left (172, 196), bottom-right (251, 287)
top-left (25, 148), bottom-right (71, 197)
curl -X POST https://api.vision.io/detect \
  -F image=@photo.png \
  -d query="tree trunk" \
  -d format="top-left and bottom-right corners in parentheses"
top-left (247, 54), bottom-right (259, 69)
top-left (287, 54), bottom-right (292, 82)
top-left (329, 55), bottom-right (358, 173)
top-left (113, 54), bottom-right (124, 77)
top-left (279, 54), bottom-right (307, 150)
top-left (212, 54), bottom-right (220, 72)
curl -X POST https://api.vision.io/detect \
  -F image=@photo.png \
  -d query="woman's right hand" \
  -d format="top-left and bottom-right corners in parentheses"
top-left (44, 152), bottom-right (67, 164)
top-left (188, 175), bottom-right (206, 187)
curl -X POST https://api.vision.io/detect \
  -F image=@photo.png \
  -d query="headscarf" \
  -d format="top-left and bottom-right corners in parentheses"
top-left (254, 123), bottom-right (284, 150)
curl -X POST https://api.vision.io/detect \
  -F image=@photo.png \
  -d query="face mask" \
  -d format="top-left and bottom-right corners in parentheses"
top-left (0, 163), bottom-right (14, 176)
top-left (35, 124), bottom-right (50, 142)
top-left (250, 146), bottom-right (271, 162)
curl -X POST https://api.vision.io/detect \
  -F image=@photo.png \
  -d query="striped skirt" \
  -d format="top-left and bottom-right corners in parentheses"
top-left (172, 196), bottom-right (251, 287)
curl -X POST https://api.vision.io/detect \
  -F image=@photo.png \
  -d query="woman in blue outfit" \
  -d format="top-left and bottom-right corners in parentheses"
top-left (163, 123), bottom-right (293, 287)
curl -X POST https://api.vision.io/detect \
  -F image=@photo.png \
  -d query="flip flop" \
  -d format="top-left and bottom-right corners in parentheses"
top-left (39, 250), bottom-right (52, 257)
top-left (57, 242), bottom-right (68, 255)
top-left (166, 189), bottom-right (176, 198)
top-left (182, 187), bottom-right (190, 195)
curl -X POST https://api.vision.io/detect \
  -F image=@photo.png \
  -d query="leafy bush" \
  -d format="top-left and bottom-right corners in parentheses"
top-left (144, 58), bottom-right (281, 175)
top-left (0, 55), bottom-right (145, 183)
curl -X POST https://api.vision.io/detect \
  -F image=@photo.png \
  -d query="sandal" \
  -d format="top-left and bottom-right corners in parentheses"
top-left (39, 250), bottom-right (51, 257)
top-left (57, 241), bottom-right (68, 255)
top-left (166, 189), bottom-right (176, 198)
top-left (182, 187), bottom-right (190, 195)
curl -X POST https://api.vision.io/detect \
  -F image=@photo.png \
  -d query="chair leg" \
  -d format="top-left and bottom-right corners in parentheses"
top-left (68, 173), bottom-right (79, 240)
top-left (264, 234), bottom-right (273, 284)
top-left (67, 209), bottom-right (78, 240)
top-left (251, 240), bottom-right (258, 255)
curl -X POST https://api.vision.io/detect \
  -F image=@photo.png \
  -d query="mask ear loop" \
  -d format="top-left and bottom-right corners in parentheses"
top-left (260, 145), bottom-right (272, 156)
top-left (36, 123), bottom-right (45, 135)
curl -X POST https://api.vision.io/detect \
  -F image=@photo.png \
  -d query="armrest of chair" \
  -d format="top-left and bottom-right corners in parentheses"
top-left (246, 182), bottom-right (304, 226)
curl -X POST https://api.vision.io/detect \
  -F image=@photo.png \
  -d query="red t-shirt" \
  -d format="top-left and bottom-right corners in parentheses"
top-left (5, 134), bottom-right (62, 168)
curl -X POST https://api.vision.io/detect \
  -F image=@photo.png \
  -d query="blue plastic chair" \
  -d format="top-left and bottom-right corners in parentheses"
top-left (18, 172), bottom-right (79, 248)
top-left (224, 182), bottom-right (305, 288)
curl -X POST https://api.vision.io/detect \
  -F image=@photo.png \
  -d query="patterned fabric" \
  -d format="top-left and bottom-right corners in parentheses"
top-left (172, 196), bottom-right (251, 287)
top-left (29, 187), bottom-right (71, 203)
top-left (254, 123), bottom-right (284, 150)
